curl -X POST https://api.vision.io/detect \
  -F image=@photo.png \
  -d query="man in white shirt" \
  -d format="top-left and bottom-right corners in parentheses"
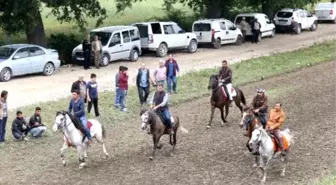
top-left (92, 35), bottom-right (102, 69)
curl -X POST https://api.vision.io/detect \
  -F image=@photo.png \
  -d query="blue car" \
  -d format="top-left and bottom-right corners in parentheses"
top-left (0, 44), bottom-right (61, 82)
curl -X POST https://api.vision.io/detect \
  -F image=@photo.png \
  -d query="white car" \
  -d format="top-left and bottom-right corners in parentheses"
top-left (72, 26), bottom-right (141, 66)
top-left (234, 13), bottom-right (276, 41)
top-left (314, 2), bottom-right (336, 23)
top-left (192, 18), bottom-right (243, 49)
top-left (132, 21), bottom-right (198, 57)
top-left (274, 8), bottom-right (318, 34)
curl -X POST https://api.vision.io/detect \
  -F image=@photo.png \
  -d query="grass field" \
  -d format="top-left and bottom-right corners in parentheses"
top-left (312, 171), bottom-right (336, 185)
top-left (2, 40), bottom-right (335, 141)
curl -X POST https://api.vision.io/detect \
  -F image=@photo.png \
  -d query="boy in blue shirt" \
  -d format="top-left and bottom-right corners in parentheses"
top-left (87, 73), bottom-right (100, 117)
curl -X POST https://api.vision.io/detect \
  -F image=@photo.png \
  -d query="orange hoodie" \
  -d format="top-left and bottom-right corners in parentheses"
top-left (267, 108), bottom-right (286, 129)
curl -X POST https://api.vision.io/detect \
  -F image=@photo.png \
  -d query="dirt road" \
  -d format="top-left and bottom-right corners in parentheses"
top-left (0, 24), bottom-right (335, 109)
top-left (0, 61), bottom-right (334, 185)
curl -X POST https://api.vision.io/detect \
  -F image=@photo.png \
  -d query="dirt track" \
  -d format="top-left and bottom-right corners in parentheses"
top-left (1, 24), bottom-right (335, 109)
top-left (0, 61), bottom-right (334, 185)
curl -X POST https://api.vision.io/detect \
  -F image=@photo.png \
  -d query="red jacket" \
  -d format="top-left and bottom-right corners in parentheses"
top-left (119, 72), bottom-right (128, 90)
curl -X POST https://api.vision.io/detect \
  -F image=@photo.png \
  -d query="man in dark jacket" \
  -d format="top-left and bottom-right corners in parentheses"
top-left (29, 107), bottom-right (47, 138)
top-left (12, 111), bottom-right (29, 141)
top-left (136, 63), bottom-right (152, 106)
top-left (165, 54), bottom-right (180, 94)
top-left (82, 34), bottom-right (92, 70)
top-left (218, 60), bottom-right (234, 107)
top-left (71, 75), bottom-right (87, 103)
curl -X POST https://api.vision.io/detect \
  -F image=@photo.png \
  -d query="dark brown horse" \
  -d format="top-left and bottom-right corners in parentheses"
top-left (140, 109), bottom-right (188, 160)
top-left (207, 74), bottom-right (246, 128)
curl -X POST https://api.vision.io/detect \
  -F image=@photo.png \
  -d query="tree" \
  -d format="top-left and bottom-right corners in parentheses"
top-left (0, 0), bottom-right (107, 46)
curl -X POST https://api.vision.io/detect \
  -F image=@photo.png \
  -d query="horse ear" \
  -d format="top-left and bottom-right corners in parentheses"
top-left (140, 109), bottom-right (147, 116)
top-left (56, 111), bottom-right (61, 116)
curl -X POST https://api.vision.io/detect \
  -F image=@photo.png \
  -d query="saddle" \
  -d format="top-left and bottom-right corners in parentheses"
top-left (268, 132), bottom-right (289, 152)
top-left (220, 86), bottom-right (237, 100)
top-left (155, 111), bottom-right (174, 129)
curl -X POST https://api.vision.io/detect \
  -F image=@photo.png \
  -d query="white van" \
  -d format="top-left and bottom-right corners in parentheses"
top-left (234, 13), bottom-right (276, 41)
top-left (132, 21), bottom-right (198, 57)
top-left (314, 2), bottom-right (336, 23)
top-left (72, 26), bottom-right (142, 67)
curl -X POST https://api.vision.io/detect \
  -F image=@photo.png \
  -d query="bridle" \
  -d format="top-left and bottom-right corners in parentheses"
top-left (56, 112), bottom-right (72, 131)
top-left (250, 127), bottom-right (263, 146)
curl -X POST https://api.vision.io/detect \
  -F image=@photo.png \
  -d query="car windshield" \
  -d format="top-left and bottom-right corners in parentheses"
top-left (276, 11), bottom-right (293, 18)
top-left (0, 47), bottom-right (17, 59)
top-left (90, 31), bottom-right (112, 46)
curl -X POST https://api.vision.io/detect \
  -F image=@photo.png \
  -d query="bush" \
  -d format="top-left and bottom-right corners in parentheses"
top-left (47, 33), bottom-right (82, 65)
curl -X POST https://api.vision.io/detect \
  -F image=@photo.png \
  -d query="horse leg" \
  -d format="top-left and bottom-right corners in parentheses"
top-left (207, 105), bottom-right (216, 128)
top-left (171, 131), bottom-right (177, 153)
top-left (246, 140), bottom-right (252, 152)
top-left (224, 104), bottom-right (229, 122)
top-left (95, 133), bottom-right (109, 158)
top-left (261, 157), bottom-right (272, 184)
top-left (235, 99), bottom-right (243, 117)
top-left (77, 146), bottom-right (86, 169)
top-left (60, 142), bottom-right (68, 166)
top-left (253, 155), bottom-right (259, 168)
top-left (281, 153), bottom-right (288, 177)
top-left (219, 107), bottom-right (226, 127)
top-left (150, 135), bottom-right (160, 160)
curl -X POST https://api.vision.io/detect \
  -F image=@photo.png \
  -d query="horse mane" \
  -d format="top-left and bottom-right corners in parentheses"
top-left (56, 110), bottom-right (82, 130)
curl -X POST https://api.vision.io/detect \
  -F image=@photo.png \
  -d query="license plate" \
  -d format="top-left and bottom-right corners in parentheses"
top-left (197, 36), bottom-right (202, 40)
top-left (319, 16), bottom-right (326, 18)
top-left (76, 57), bottom-right (84, 61)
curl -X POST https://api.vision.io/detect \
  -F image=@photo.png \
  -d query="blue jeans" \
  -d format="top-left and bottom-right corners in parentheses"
top-left (30, 126), bottom-right (47, 137)
top-left (167, 76), bottom-right (177, 93)
top-left (0, 117), bottom-right (7, 142)
top-left (79, 116), bottom-right (92, 140)
top-left (162, 109), bottom-right (172, 129)
top-left (115, 87), bottom-right (121, 106)
top-left (119, 89), bottom-right (127, 110)
top-left (259, 113), bottom-right (267, 128)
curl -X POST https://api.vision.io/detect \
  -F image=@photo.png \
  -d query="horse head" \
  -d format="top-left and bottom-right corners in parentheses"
top-left (249, 127), bottom-right (264, 147)
top-left (140, 109), bottom-right (153, 131)
top-left (53, 110), bottom-right (69, 132)
top-left (239, 106), bottom-right (254, 128)
top-left (208, 74), bottom-right (219, 90)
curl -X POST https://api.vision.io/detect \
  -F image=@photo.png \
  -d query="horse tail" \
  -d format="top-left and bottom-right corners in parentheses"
top-left (283, 128), bottom-right (295, 146)
top-left (101, 125), bottom-right (106, 139)
top-left (239, 88), bottom-right (246, 106)
top-left (176, 117), bottom-right (189, 134)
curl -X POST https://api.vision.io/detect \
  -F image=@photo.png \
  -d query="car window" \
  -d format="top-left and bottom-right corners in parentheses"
top-left (110, 32), bottom-right (121, 46)
top-left (172, 24), bottom-right (183, 33)
top-left (0, 47), bottom-right (17, 59)
top-left (235, 16), bottom-right (254, 25)
top-left (134, 24), bottom-right (149, 38)
top-left (304, 11), bottom-right (311, 17)
top-left (163, 24), bottom-right (175, 34)
top-left (130, 29), bottom-right (140, 41)
top-left (299, 11), bottom-right (305, 18)
top-left (14, 48), bottom-right (29, 59)
top-left (265, 16), bottom-right (271, 23)
top-left (193, 23), bottom-right (211, 31)
top-left (276, 11), bottom-right (293, 18)
top-left (90, 31), bottom-right (112, 46)
top-left (122, 31), bottom-right (131, 43)
top-left (219, 22), bottom-right (226, 30)
top-left (150, 23), bottom-right (162, 34)
top-left (29, 47), bottom-right (45, 57)
top-left (226, 20), bottom-right (234, 29)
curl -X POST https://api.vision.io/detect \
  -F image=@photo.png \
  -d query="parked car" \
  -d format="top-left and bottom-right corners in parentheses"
top-left (132, 21), bottom-right (198, 57)
top-left (314, 2), bottom-right (336, 23)
top-left (192, 18), bottom-right (244, 49)
top-left (72, 26), bottom-right (141, 66)
top-left (273, 8), bottom-right (318, 34)
top-left (234, 13), bottom-right (276, 42)
top-left (0, 44), bottom-right (60, 82)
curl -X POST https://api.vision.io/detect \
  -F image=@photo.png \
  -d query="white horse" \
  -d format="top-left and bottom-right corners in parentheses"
top-left (249, 127), bottom-right (294, 184)
top-left (52, 111), bottom-right (109, 169)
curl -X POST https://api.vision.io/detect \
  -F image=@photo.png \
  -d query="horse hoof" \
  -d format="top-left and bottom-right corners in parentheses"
top-left (105, 153), bottom-right (109, 159)
top-left (149, 156), bottom-right (154, 160)
top-left (62, 161), bottom-right (66, 166)
top-left (206, 125), bottom-right (211, 129)
top-left (252, 164), bottom-right (258, 168)
top-left (79, 163), bottom-right (85, 169)
top-left (280, 172), bottom-right (285, 177)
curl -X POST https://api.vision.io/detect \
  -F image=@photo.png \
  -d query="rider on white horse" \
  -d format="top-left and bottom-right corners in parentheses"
top-left (69, 90), bottom-right (92, 144)
top-left (218, 60), bottom-right (233, 107)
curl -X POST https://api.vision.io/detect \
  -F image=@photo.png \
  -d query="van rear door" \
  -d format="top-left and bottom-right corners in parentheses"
top-left (133, 23), bottom-right (149, 48)
top-left (192, 22), bottom-right (212, 43)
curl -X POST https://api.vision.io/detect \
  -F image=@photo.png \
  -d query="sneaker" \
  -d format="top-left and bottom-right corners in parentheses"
top-left (23, 137), bottom-right (29, 141)
top-left (121, 108), bottom-right (128, 112)
top-left (114, 104), bottom-right (120, 108)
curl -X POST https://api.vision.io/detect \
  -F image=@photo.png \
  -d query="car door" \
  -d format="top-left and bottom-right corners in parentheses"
top-left (121, 30), bottom-right (132, 59)
top-left (225, 20), bottom-right (238, 43)
top-left (172, 23), bottom-right (188, 47)
top-left (263, 15), bottom-right (273, 36)
top-left (28, 46), bottom-right (46, 73)
top-left (11, 48), bottom-right (32, 75)
top-left (304, 10), bottom-right (314, 27)
top-left (162, 24), bottom-right (177, 48)
top-left (219, 21), bottom-right (230, 44)
top-left (107, 32), bottom-right (123, 61)
top-left (299, 10), bottom-right (307, 28)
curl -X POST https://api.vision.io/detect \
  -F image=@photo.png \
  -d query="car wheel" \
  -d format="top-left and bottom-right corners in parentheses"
top-left (310, 21), bottom-right (318, 31)
top-left (270, 29), bottom-right (276, 38)
top-left (213, 38), bottom-right (221, 49)
top-left (295, 24), bottom-right (301, 34)
top-left (187, 39), bottom-right (198, 53)
top-left (101, 54), bottom-right (110, 67)
top-left (235, 35), bottom-right (243, 45)
top-left (156, 43), bottom-right (168, 57)
top-left (0, 68), bottom-right (12, 82)
top-left (130, 49), bottom-right (139, 62)
top-left (43, 62), bottom-right (55, 76)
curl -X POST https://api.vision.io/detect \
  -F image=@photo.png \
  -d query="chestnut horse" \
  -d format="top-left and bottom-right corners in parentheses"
top-left (207, 74), bottom-right (246, 128)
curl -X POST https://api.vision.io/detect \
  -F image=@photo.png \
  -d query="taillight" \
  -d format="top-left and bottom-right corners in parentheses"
top-left (148, 34), bottom-right (153, 43)
top-left (330, 10), bottom-right (333, 15)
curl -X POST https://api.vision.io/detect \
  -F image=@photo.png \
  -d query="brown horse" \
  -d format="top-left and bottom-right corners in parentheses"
top-left (140, 109), bottom-right (188, 160)
top-left (207, 74), bottom-right (246, 128)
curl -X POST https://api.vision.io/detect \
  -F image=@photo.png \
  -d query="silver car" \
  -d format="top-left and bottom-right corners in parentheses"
top-left (0, 44), bottom-right (61, 82)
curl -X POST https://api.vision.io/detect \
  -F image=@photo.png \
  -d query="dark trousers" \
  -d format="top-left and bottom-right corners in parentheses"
top-left (88, 97), bottom-right (100, 117)
top-left (241, 30), bottom-right (246, 43)
top-left (84, 51), bottom-right (90, 69)
top-left (252, 30), bottom-right (260, 43)
top-left (0, 117), bottom-right (7, 142)
top-left (259, 112), bottom-right (267, 129)
top-left (12, 129), bottom-right (29, 140)
top-left (137, 86), bottom-right (150, 105)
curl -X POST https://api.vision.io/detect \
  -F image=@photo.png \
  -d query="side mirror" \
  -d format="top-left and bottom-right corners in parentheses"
top-left (230, 26), bottom-right (237, 30)
top-left (178, 30), bottom-right (185, 34)
top-left (13, 55), bottom-right (20, 59)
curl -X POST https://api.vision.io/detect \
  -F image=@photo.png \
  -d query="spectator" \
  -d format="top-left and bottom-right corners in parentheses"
top-left (252, 18), bottom-right (261, 44)
top-left (118, 66), bottom-right (128, 112)
top-left (153, 60), bottom-right (167, 86)
top-left (29, 107), bottom-right (47, 138)
top-left (240, 17), bottom-right (248, 43)
top-left (71, 75), bottom-right (87, 103)
top-left (82, 34), bottom-right (92, 70)
top-left (115, 66), bottom-right (125, 108)
top-left (87, 73), bottom-right (100, 117)
top-left (0, 90), bottom-right (8, 144)
top-left (136, 63), bottom-right (152, 106)
top-left (92, 35), bottom-right (102, 69)
top-left (12, 111), bottom-right (29, 141)
top-left (165, 54), bottom-right (180, 94)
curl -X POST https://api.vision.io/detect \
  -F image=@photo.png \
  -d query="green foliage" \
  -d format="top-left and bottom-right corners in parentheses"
top-left (47, 33), bottom-right (81, 64)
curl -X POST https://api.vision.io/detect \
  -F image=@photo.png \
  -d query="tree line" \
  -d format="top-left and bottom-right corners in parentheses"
top-left (0, 0), bottom-right (321, 46)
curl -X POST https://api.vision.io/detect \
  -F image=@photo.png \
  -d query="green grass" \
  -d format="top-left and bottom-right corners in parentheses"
top-left (311, 172), bottom-right (336, 185)
top-left (3, 40), bottom-right (335, 141)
